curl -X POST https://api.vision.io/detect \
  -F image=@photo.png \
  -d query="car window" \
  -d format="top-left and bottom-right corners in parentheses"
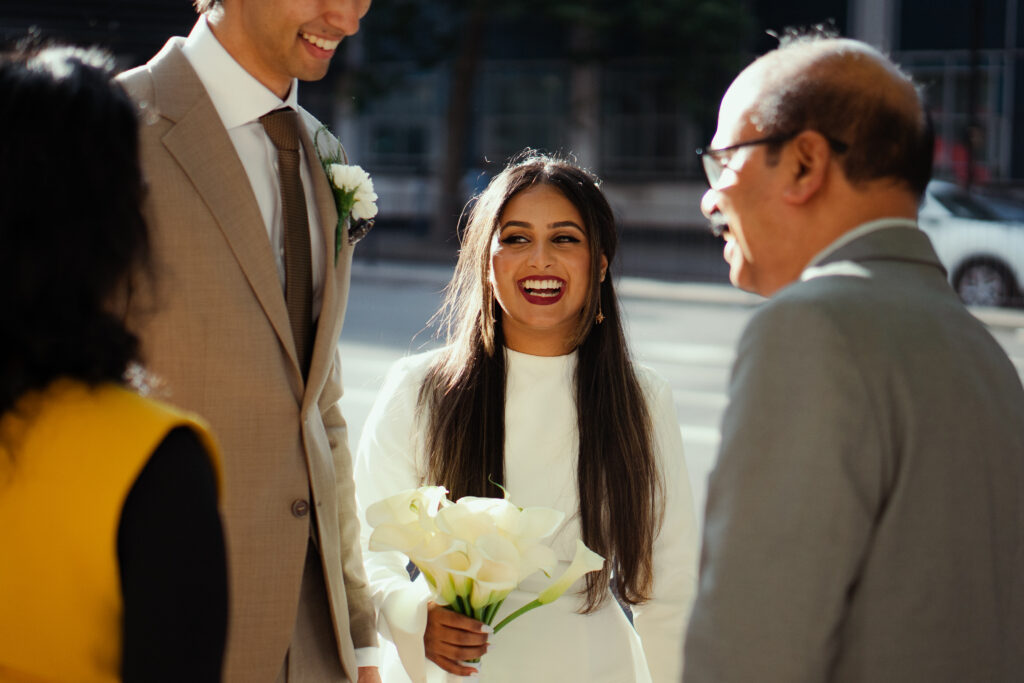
top-left (976, 196), bottom-right (1024, 222)
top-left (931, 186), bottom-right (1002, 221)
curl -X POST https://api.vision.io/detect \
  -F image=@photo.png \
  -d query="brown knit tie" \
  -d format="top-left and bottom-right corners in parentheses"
top-left (260, 108), bottom-right (313, 375)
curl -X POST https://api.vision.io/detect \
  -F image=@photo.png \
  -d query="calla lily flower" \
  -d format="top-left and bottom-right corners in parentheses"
top-left (469, 557), bottom-right (518, 611)
top-left (537, 540), bottom-right (606, 605)
top-left (506, 506), bottom-right (564, 540)
top-left (365, 485), bottom-right (448, 528)
top-left (435, 502), bottom-right (501, 543)
top-left (367, 521), bottom-right (432, 555)
top-left (423, 546), bottom-right (473, 605)
top-left (370, 522), bottom-right (462, 597)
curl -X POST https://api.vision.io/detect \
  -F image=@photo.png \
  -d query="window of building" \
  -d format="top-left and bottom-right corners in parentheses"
top-left (600, 62), bottom-right (700, 180)
top-left (476, 62), bottom-right (569, 163)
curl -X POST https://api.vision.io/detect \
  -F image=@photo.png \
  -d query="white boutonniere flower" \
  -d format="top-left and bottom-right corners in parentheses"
top-left (315, 126), bottom-right (377, 260)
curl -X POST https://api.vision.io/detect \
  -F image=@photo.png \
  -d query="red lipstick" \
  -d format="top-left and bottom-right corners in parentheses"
top-left (518, 276), bottom-right (566, 305)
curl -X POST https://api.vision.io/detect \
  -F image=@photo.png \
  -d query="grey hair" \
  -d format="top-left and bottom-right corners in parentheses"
top-left (193, 0), bottom-right (221, 13)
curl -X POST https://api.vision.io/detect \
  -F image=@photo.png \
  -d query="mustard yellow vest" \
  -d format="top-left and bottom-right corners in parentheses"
top-left (0, 380), bottom-right (221, 683)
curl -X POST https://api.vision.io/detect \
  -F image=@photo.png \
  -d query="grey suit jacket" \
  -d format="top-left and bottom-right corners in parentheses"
top-left (684, 225), bottom-right (1024, 682)
top-left (117, 39), bottom-right (376, 681)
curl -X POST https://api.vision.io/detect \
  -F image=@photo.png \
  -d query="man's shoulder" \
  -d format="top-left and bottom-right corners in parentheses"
top-left (117, 63), bottom-right (155, 105)
top-left (759, 264), bottom-right (893, 326)
top-left (754, 279), bottom-right (852, 324)
top-left (736, 282), bottom-right (864, 361)
top-left (116, 38), bottom-right (189, 107)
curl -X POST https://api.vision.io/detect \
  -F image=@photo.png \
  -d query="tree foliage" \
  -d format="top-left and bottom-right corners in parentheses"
top-left (356, 0), bottom-right (752, 115)
top-left (347, 0), bottom-right (754, 236)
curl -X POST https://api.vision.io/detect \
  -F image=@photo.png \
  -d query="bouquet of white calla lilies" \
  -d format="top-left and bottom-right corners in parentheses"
top-left (366, 485), bottom-right (605, 638)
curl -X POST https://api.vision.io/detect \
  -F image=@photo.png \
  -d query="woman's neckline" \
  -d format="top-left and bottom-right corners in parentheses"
top-left (504, 346), bottom-right (577, 362)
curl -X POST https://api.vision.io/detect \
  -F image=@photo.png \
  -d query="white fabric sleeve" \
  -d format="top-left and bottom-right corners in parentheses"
top-left (631, 370), bottom-right (700, 683)
top-left (354, 355), bottom-right (434, 683)
top-left (354, 647), bottom-right (380, 668)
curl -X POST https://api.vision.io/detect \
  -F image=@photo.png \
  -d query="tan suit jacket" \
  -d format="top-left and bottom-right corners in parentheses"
top-left (118, 39), bottom-right (376, 681)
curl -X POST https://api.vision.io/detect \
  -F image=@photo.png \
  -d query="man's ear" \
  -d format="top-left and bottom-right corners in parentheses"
top-left (781, 130), bottom-right (831, 205)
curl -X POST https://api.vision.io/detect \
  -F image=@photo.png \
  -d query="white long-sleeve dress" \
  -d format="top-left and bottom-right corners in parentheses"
top-left (354, 348), bottom-right (699, 683)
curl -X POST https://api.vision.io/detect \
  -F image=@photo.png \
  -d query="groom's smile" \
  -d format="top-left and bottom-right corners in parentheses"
top-left (209, 0), bottom-right (372, 99)
top-left (300, 31), bottom-right (342, 56)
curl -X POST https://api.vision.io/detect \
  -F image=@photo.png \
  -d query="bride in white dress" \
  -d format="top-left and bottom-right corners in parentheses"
top-left (354, 155), bottom-right (698, 683)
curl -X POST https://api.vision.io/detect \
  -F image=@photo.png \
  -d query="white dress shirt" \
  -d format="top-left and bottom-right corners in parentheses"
top-left (182, 16), bottom-right (327, 323)
top-left (182, 17), bottom-right (379, 669)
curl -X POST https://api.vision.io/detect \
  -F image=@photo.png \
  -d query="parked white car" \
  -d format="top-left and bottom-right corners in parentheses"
top-left (918, 180), bottom-right (1024, 307)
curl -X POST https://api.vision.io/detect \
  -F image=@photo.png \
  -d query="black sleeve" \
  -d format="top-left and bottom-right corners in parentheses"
top-left (117, 425), bottom-right (228, 683)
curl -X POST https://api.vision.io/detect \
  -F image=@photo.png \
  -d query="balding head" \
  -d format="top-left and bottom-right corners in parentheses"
top-left (729, 36), bottom-right (933, 197)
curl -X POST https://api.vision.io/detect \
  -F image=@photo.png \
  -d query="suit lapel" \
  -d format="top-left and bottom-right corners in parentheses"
top-left (299, 117), bottom-right (345, 405)
top-left (149, 43), bottom-right (303, 382)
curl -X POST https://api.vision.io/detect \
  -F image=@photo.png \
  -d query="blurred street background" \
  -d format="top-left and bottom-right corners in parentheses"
top-left (339, 261), bottom-right (1024, 522)
top-left (5, 1), bottom-right (1024, 509)
top-left (6, 0), bottom-right (1024, 290)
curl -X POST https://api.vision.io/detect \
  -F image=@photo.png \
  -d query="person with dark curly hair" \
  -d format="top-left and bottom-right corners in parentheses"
top-left (0, 45), bottom-right (226, 682)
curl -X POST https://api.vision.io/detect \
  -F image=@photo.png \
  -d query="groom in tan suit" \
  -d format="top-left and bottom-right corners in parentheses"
top-left (118, 1), bottom-right (380, 681)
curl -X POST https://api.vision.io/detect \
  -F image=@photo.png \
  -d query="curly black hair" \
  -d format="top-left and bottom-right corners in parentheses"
top-left (0, 44), bottom-right (150, 416)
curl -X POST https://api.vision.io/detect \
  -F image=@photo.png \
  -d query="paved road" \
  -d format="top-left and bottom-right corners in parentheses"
top-left (339, 260), bottom-right (1024, 523)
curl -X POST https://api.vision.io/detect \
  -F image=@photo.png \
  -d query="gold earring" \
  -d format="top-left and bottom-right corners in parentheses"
top-left (595, 300), bottom-right (605, 324)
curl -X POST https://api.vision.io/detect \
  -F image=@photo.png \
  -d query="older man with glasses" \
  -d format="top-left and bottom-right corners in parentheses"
top-left (682, 32), bottom-right (1024, 683)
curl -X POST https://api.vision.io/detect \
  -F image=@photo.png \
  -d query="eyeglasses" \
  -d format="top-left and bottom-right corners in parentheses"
top-left (696, 132), bottom-right (849, 188)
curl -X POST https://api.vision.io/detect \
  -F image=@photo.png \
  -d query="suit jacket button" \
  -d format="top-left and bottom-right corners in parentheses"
top-left (291, 499), bottom-right (310, 518)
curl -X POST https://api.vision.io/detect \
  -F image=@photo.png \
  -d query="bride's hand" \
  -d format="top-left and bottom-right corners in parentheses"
top-left (424, 601), bottom-right (491, 676)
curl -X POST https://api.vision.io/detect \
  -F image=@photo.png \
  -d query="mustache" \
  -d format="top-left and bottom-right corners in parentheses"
top-left (707, 212), bottom-right (728, 238)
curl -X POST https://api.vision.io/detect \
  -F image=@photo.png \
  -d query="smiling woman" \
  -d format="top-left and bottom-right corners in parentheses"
top-left (354, 153), bottom-right (699, 682)
top-left (490, 184), bottom-right (607, 356)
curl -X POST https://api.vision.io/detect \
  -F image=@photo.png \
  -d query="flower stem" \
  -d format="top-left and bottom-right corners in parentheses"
top-left (454, 595), bottom-right (469, 616)
top-left (491, 599), bottom-right (543, 634)
top-left (483, 599), bottom-right (504, 625)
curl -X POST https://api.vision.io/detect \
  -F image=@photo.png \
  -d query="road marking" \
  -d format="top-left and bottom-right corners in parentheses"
top-left (634, 341), bottom-right (735, 367)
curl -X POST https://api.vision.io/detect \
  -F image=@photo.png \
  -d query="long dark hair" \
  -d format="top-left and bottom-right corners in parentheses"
top-left (420, 154), bottom-right (663, 612)
top-left (0, 45), bottom-right (150, 418)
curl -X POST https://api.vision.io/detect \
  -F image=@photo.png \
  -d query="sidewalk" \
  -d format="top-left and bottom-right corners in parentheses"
top-left (350, 257), bottom-right (1024, 330)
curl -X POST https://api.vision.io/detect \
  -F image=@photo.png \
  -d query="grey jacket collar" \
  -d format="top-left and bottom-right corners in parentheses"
top-left (815, 222), bottom-right (947, 277)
